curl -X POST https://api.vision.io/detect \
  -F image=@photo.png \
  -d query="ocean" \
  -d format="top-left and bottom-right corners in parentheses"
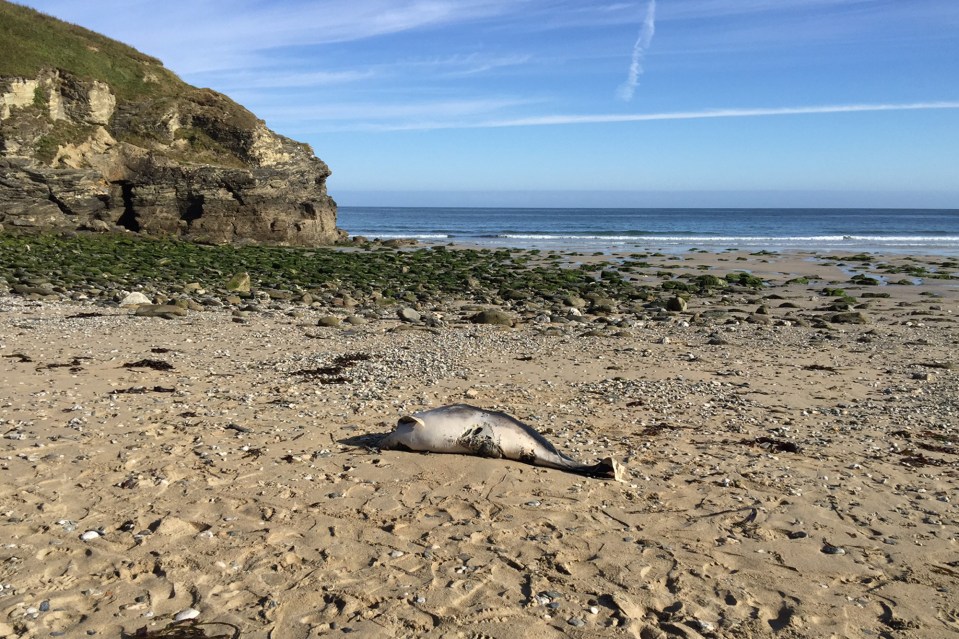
top-left (337, 207), bottom-right (959, 255)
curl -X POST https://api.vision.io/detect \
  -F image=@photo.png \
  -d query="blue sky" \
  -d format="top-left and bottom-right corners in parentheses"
top-left (17, 0), bottom-right (959, 207)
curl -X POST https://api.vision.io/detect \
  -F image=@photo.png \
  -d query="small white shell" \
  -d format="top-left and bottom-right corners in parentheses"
top-left (174, 608), bottom-right (200, 621)
top-left (79, 530), bottom-right (100, 541)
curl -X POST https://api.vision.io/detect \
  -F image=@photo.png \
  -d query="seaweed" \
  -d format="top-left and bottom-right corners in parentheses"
top-left (38, 357), bottom-right (88, 372)
top-left (123, 359), bottom-right (174, 371)
top-left (111, 386), bottom-right (176, 394)
top-left (126, 620), bottom-right (240, 639)
top-left (292, 352), bottom-right (370, 383)
top-left (742, 437), bottom-right (802, 454)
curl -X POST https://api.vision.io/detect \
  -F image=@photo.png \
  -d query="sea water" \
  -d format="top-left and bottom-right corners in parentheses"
top-left (337, 207), bottom-right (959, 255)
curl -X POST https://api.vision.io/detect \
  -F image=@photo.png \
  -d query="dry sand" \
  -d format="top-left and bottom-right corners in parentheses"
top-left (1, 250), bottom-right (957, 638)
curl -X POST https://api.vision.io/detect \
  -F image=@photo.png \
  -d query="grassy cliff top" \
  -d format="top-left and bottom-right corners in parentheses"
top-left (0, 1), bottom-right (282, 167)
top-left (0, 0), bottom-right (186, 100)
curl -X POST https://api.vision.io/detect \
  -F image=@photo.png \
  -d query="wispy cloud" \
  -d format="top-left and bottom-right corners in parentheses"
top-left (214, 69), bottom-right (376, 91)
top-left (19, 0), bottom-right (523, 74)
top-left (358, 101), bottom-right (959, 131)
top-left (617, 0), bottom-right (656, 101)
top-left (259, 97), bottom-right (538, 123)
top-left (661, 0), bottom-right (876, 21)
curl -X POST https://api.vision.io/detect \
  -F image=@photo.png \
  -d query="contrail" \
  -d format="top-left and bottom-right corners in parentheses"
top-left (359, 101), bottom-right (959, 131)
top-left (617, 0), bottom-right (656, 101)
top-left (484, 102), bottom-right (959, 128)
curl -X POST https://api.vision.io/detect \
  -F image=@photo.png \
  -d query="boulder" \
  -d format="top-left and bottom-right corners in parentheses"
top-left (316, 316), bottom-right (341, 327)
top-left (119, 292), bottom-right (152, 306)
top-left (469, 309), bottom-right (516, 327)
top-left (134, 304), bottom-right (187, 318)
top-left (397, 307), bottom-right (421, 323)
top-left (830, 312), bottom-right (870, 325)
top-left (226, 272), bottom-right (252, 293)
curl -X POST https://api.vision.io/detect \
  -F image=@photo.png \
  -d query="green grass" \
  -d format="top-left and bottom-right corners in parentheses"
top-left (34, 120), bottom-right (95, 163)
top-left (0, 0), bottom-right (178, 100)
top-left (0, 1), bottom-right (269, 168)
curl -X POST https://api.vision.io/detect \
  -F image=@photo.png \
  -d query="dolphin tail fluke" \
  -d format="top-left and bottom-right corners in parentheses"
top-left (580, 457), bottom-right (625, 481)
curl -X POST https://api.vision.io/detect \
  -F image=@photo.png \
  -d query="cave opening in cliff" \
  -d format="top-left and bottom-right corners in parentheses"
top-left (115, 182), bottom-right (140, 232)
top-left (181, 194), bottom-right (204, 225)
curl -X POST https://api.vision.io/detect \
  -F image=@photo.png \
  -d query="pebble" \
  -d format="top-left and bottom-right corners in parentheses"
top-left (79, 530), bottom-right (100, 541)
top-left (821, 543), bottom-right (846, 555)
top-left (692, 619), bottom-right (716, 632)
top-left (57, 520), bottom-right (78, 532)
top-left (568, 617), bottom-right (586, 627)
top-left (174, 608), bottom-right (200, 621)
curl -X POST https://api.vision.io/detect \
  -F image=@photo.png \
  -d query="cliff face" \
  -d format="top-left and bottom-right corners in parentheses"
top-left (0, 3), bottom-right (343, 245)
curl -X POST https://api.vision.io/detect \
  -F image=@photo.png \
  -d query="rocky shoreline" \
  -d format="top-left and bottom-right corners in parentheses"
top-left (1, 239), bottom-right (958, 638)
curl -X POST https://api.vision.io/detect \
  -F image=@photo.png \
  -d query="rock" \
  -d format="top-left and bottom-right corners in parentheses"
top-left (383, 238), bottom-right (418, 248)
top-left (831, 311), bottom-right (869, 324)
top-left (316, 316), bottom-right (341, 327)
top-left (0, 4), bottom-right (345, 246)
top-left (469, 309), bottom-right (516, 327)
top-left (119, 291), bottom-right (152, 306)
top-left (588, 296), bottom-right (617, 314)
top-left (397, 307), bottom-right (421, 323)
top-left (695, 274), bottom-right (727, 289)
top-left (344, 315), bottom-right (367, 325)
top-left (12, 283), bottom-right (55, 296)
top-left (666, 296), bottom-right (688, 312)
top-left (134, 304), bottom-right (187, 318)
top-left (81, 219), bottom-right (112, 232)
top-left (263, 288), bottom-right (293, 301)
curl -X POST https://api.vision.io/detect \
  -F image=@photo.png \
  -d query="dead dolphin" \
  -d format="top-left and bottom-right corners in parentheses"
top-left (379, 404), bottom-right (624, 480)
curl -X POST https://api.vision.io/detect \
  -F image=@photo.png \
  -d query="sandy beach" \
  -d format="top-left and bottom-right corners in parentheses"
top-left (1, 248), bottom-right (957, 638)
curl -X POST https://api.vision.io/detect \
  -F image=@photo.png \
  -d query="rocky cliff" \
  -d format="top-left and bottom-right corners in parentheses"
top-left (0, 1), bottom-right (344, 245)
